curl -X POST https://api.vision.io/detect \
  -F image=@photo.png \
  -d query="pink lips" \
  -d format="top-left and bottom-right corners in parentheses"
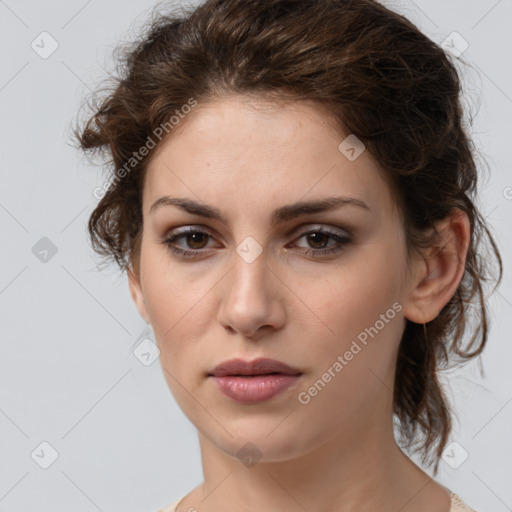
top-left (208, 357), bottom-right (303, 404)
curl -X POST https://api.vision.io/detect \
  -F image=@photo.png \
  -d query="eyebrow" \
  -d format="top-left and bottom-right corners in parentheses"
top-left (149, 195), bottom-right (371, 225)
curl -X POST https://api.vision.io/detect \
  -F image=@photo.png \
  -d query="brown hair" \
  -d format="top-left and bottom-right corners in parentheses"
top-left (72, 0), bottom-right (503, 472)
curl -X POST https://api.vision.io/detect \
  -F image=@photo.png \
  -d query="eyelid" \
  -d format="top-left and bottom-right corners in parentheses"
top-left (164, 222), bottom-right (352, 241)
top-left (163, 224), bottom-right (217, 240)
top-left (161, 223), bottom-right (354, 260)
top-left (162, 224), bottom-right (354, 254)
top-left (164, 226), bottom-right (221, 247)
top-left (291, 223), bottom-right (351, 236)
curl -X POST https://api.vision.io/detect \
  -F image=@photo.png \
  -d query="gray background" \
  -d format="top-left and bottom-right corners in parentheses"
top-left (0, 0), bottom-right (510, 511)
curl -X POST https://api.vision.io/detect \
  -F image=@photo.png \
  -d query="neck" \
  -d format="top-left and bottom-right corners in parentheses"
top-left (190, 411), bottom-right (446, 512)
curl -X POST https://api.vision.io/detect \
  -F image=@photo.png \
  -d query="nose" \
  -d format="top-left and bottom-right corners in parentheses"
top-left (217, 247), bottom-right (286, 340)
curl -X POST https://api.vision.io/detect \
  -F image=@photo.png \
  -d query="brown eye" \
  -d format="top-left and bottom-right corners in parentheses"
top-left (292, 228), bottom-right (353, 257)
top-left (305, 232), bottom-right (331, 249)
top-left (184, 232), bottom-right (209, 249)
top-left (161, 228), bottom-right (217, 257)
top-left (160, 226), bottom-right (352, 259)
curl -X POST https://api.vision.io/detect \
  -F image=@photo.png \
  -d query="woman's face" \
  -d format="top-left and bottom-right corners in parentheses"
top-left (129, 95), bottom-right (424, 463)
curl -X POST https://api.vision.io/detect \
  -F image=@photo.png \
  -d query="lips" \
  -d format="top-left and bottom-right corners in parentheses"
top-left (208, 357), bottom-right (302, 377)
top-left (208, 357), bottom-right (303, 404)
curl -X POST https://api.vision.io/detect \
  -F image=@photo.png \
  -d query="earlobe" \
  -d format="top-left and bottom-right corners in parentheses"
top-left (402, 209), bottom-right (470, 325)
top-left (128, 267), bottom-right (150, 324)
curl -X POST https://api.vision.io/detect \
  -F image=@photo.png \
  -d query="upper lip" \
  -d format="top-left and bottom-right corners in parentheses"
top-left (208, 357), bottom-right (302, 377)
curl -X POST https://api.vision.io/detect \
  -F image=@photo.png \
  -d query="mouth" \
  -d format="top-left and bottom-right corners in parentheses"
top-left (207, 357), bottom-right (303, 404)
top-left (223, 372), bottom-right (290, 377)
top-left (208, 357), bottom-right (302, 377)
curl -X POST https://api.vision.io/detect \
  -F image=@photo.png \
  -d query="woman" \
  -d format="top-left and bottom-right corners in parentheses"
top-left (73, 0), bottom-right (503, 510)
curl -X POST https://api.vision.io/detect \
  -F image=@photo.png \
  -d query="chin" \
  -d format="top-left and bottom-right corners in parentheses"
top-left (204, 416), bottom-right (318, 465)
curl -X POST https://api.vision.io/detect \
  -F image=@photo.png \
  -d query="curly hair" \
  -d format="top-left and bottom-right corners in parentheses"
top-left (72, 0), bottom-right (503, 473)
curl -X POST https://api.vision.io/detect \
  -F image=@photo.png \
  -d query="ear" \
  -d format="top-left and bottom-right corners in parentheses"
top-left (402, 208), bottom-right (470, 324)
top-left (128, 266), bottom-right (150, 324)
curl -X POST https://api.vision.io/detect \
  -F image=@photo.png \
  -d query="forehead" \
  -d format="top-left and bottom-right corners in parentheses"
top-left (144, 95), bottom-right (395, 220)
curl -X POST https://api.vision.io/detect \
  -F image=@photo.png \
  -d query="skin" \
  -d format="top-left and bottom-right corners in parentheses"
top-left (128, 94), bottom-right (470, 512)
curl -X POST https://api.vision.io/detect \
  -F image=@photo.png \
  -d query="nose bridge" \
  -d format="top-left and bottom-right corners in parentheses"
top-left (230, 235), bottom-right (269, 298)
top-left (216, 233), bottom-right (278, 336)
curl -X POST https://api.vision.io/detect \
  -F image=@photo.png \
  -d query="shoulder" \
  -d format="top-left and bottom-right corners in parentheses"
top-left (450, 492), bottom-right (477, 512)
top-left (153, 496), bottom-right (184, 512)
top-left (154, 491), bottom-right (476, 512)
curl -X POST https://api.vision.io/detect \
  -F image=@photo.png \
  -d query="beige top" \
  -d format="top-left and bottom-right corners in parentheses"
top-left (156, 491), bottom-right (476, 511)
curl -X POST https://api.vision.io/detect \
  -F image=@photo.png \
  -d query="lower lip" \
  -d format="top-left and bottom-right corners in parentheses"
top-left (209, 374), bottom-right (302, 403)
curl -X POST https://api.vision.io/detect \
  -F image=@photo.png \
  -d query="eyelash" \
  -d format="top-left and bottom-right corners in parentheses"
top-left (160, 226), bottom-right (352, 259)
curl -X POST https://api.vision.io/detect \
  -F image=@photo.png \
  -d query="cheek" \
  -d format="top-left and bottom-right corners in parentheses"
top-left (139, 252), bottom-right (208, 372)
top-left (141, 246), bottom-right (212, 328)
top-left (301, 241), bottom-right (406, 388)
top-left (295, 284), bottom-right (404, 431)
top-left (313, 250), bottom-right (404, 339)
